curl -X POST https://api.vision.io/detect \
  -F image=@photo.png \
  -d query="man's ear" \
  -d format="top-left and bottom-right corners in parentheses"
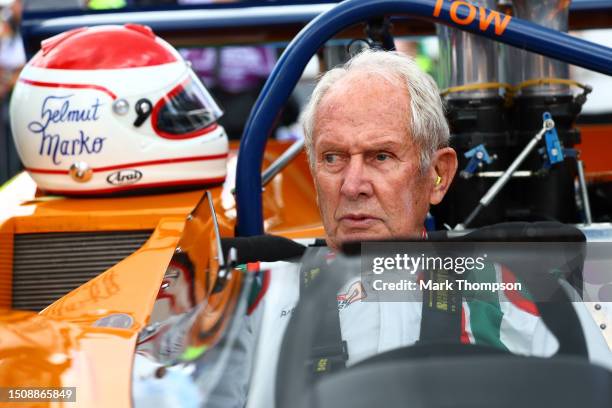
top-left (429, 147), bottom-right (458, 205)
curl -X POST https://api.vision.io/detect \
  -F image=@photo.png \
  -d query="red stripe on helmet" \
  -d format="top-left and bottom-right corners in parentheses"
top-left (19, 78), bottom-right (117, 100)
top-left (26, 153), bottom-right (229, 175)
top-left (41, 176), bottom-right (226, 196)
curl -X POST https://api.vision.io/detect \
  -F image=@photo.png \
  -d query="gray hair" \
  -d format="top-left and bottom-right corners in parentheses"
top-left (301, 49), bottom-right (450, 172)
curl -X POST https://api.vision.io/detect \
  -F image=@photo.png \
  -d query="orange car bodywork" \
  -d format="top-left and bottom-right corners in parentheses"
top-left (0, 140), bottom-right (323, 407)
top-left (576, 124), bottom-right (612, 183)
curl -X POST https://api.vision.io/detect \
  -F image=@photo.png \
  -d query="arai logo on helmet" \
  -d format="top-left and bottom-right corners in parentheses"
top-left (106, 169), bottom-right (143, 186)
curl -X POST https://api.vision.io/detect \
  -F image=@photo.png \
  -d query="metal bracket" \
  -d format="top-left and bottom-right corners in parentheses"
top-left (541, 112), bottom-right (564, 168)
top-left (456, 112), bottom-right (556, 230)
top-left (460, 144), bottom-right (495, 179)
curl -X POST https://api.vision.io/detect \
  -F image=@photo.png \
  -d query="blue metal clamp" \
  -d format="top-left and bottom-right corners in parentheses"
top-left (541, 112), bottom-right (565, 168)
top-left (461, 144), bottom-right (494, 178)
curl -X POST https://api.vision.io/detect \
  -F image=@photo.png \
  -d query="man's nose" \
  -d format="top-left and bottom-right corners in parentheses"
top-left (340, 155), bottom-right (373, 199)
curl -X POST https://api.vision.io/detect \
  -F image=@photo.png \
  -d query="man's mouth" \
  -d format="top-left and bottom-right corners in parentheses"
top-left (338, 214), bottom-right (381, 228)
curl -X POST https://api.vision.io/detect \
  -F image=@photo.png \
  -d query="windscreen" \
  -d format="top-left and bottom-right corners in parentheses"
top-left (132, 191), bottom-right (255, 407)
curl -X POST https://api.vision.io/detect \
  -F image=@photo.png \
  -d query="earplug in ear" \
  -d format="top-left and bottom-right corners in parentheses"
top-left (435, 175), bottom-right (442, 186)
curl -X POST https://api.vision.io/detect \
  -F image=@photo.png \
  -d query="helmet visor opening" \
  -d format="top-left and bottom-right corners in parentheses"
top-left (152, 71), bottom-right (224, 139)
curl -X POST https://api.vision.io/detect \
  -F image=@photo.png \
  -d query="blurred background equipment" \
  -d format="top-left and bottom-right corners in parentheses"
top-left (431, 0), bottom-right (595, 229)
top-left (180, 45), bottom-right (300, 140)
top-left (0, 0), bottom-right (24, 185)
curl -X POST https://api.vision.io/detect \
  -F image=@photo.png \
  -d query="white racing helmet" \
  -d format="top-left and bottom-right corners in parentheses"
top-left (10, 24), bottom-right (229, 195)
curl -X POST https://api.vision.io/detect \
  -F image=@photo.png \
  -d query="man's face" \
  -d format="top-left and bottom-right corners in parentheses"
top-left (311, 71), bottom-right (437, 250)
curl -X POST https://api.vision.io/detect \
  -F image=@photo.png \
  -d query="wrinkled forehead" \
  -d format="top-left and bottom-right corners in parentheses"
top-left (321, 69), bottom-right (410, 107)
top-left (313, 71), bottom-right (413, 147)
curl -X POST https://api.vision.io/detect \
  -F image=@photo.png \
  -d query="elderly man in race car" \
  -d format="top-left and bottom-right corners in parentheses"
top-left (244, 49), bottom-right (612, 408)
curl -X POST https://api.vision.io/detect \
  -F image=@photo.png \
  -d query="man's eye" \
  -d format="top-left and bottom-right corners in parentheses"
top-left (324, 154), bottom-right (338, 164)
top-left (376, 153), bottom-right (390, 162)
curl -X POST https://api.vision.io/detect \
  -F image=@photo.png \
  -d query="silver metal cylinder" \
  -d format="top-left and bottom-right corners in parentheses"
top-left (480, 123), bottom-right (549, 206)
top-left (437, 0), bottom-right (500, 99)
top-left (262, 138), bottom-right (305, 187)
top-left (576, 159), bottom-right (593, 225)
top-left (511, 0), bottom-right (571, 96)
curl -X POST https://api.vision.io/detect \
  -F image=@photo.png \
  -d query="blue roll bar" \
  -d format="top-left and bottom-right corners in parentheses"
top-left (236, 0), bottom-right (612, 236)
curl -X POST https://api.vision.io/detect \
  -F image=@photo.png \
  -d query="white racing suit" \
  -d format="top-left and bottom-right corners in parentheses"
top-left (246, 260), bottom-right (612, 408)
